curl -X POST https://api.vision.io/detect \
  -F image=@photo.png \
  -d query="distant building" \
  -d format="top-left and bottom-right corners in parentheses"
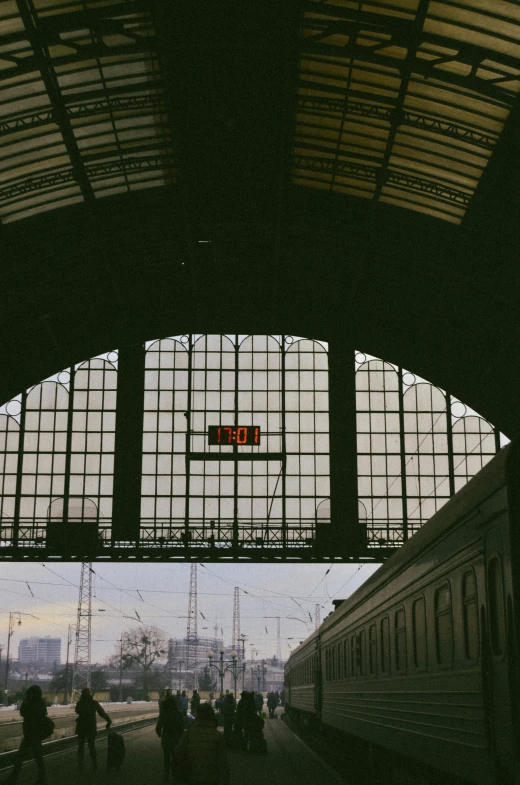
top-left (18, 637), bottom-right (61, 666)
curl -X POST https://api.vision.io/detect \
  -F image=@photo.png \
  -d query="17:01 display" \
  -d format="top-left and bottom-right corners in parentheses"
top-left (207, 425), bottom-right (260, 446)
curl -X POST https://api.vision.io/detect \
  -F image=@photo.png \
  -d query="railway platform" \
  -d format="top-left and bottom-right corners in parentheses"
top-left (0, 709), bottom-right (347, 785)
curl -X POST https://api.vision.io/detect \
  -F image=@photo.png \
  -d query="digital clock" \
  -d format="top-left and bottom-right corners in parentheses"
top-left (208, 425), bottom-right (260, 446)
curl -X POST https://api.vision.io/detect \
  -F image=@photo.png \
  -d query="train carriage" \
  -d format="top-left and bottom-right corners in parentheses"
top-left (285, 441), bottom-right (520, 785)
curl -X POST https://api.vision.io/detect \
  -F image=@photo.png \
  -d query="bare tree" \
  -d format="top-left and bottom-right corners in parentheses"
top-left (116, 626), bottom-right (167, 691)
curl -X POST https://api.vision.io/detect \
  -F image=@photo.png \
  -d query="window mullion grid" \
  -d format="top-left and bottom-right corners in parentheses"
top-left (233, 335), bottom-right (239, 550)
top-left (202, 338), bottom-right (208, 537)
top-left (153, 346), bottom-right (160, 530)
top-left (184, 336), bottom-right (193, 544)
top-left (446, 392), bottom-right (455, 497)
top-left (398, 367), bottom-right (408, 542)
top-left (281, 336), bottom-right (287, 545)
top-left (13, 390), bottom-right (27, 548)
top-left (62, 366), bottom-right (75, 529)
top-left (298, 343), bottom-right (302, 529)
top-left (218, 340), bottom-right (223, 538)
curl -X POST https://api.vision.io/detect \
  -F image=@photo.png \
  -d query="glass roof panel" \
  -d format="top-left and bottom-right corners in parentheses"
top-left (0, 0), bottom-right (175, 224)
top-left (292, 0), bottom-right (520, 223)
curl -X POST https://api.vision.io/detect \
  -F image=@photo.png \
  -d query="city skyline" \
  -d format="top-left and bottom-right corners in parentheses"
top-left (0, 562), bottom-right (379, 665)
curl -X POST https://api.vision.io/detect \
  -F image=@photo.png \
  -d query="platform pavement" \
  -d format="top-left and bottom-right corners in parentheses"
top-left (0, 708), bottom-right (348, 785)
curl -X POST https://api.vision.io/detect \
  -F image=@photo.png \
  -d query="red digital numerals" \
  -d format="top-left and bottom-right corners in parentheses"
top-left (208, 426), bottom-right (260, 446)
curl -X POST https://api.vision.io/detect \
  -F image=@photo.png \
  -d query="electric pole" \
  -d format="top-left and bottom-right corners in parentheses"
top-left (72, 563), bottom-right (92, 701)
top-left (4, 613), bottom-right (22, 704)
top-left (119, 634), bottom-right (123, 702)
top-left (186, 564), bottom-right (198, 688)
top-left (63, 624), bottom-right (72, 705)
top-left (315, 603), bottom-right (321, 630)
top-left (168, 638), bottom-right (173, 690)
top-left (232, 587), bottom-right (241, 680)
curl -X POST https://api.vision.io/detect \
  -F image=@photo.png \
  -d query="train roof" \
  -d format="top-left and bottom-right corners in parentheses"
top-left (285, 628), bottom-right (320, 664)
top-left (286, 442), bottom-right (513, 666)
top-left (321, 443), bottom-right (512, 635)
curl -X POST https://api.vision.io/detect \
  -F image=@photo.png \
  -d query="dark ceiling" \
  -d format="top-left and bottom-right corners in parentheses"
top-left (1, 0), bottom-right (520, 437)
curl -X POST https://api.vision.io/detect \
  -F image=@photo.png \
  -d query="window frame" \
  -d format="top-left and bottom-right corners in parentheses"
top-left (434, 582), bottom-right (454, 668)
top-left (487, 556), bottom-right (506, 659)
top-left (394, 607), bottom-right (407, 673)
top-left (380, 615), bottom-right (390, 675)
top-left (412, 595), bottom-right (427, 671)
top-left (368, 623), bottom-right (377, 677)
top-left (358, 629), bottom-right (366, 678)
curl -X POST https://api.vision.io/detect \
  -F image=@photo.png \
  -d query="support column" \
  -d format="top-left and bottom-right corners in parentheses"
top-left (326, 341), bottom-right (364, 557)
top-left (112, 343), bottom-right (146, 545)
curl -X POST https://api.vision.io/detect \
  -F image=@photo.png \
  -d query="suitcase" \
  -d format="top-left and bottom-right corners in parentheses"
top-left (249, 733), bottom-right (268, 754)
top-left (107, 731), bottom-right (126, 770)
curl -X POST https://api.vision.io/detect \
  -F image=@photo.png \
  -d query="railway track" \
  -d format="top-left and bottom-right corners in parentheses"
top-left (0, 712), bottom-right (158, 767)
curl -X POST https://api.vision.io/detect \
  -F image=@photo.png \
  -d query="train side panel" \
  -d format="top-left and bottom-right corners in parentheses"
top-left (319, 466), bottom-right (510, 784)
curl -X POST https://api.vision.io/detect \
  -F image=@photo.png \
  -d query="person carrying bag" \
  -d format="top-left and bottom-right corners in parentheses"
top-left (75, 687), bottom-right (111, 771)
top-left (2, 685), bottom-right (51, 785)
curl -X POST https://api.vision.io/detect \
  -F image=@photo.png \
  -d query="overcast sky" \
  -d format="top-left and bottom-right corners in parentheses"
top-left (0, 562), bottom-right (380, 666)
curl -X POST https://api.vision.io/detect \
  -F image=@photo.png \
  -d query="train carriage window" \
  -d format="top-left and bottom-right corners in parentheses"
top-left (413, 597), bottom-right (427, 670)
top-left (380, 616), bottom-right (390, 674)
top-left (488, 558), bottom-right (505, 657)
top-left (337, 644), bottom-right (342, 680)
top-left (350, 635), bottom-right (356, 679)
top-left (369, 624), bottom-right (377, 675)
top-left (344, 639), bottom-right (348, 679)
top-left (435, 584), bottom-right (454, 666)
top-left (395, 608), bottom-right (407, 672)
top-left (358, 630), bottom-right (366, 677)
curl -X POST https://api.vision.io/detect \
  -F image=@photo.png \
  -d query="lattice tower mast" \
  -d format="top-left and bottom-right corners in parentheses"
top-left (276, 617), bottom-right (282, 662)
top-left (186, 564), bottom-right (198, 683)
top-left (315, 603), bottom-right (321, 630)
top-left (72, 563), bottom-right (92, 701)
top-left (232, 587), bottom-right (240, 661)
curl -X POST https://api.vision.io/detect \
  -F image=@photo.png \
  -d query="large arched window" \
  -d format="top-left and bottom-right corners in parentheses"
top-left (0, 338), bottom-right (504, 558)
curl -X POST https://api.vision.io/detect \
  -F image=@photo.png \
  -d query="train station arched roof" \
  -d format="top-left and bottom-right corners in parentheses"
top-left (1, 0), bottom-right (520, 439)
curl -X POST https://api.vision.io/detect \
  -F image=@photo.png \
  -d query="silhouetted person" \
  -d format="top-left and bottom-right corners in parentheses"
top-left (3, 685), bottom-right (49, 784)
top-left (235, 691), bottom-right (256, 750)
top-left (175, 702), bottom-right (229, 785)
top-left (267, 691), bottom-right (278, 719)
top-left (190, 689), bottom-right (201, 716)
top-left (156, 691), bottom-right (184, 782)
top-left (221, 692), bottom-right (235, 748)
top-left (225, 689), bottom-right (236, 709)
top-left (214, 692), bottom-right (224, 725)
top-left (254, 691), bottom-right (264, 715)
top-left (75, 687), bottom-right (111, 771)
top-left (175, 690), bottom-right (183, 711)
